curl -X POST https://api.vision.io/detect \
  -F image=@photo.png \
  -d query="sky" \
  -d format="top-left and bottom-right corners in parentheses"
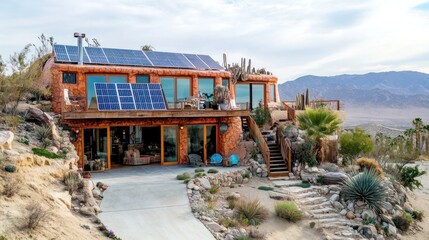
top-left (0, 0), bottom-right (429, 83)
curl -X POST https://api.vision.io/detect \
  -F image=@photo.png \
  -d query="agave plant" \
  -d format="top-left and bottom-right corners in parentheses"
top-left (341, 169), bottom-right (387, 212)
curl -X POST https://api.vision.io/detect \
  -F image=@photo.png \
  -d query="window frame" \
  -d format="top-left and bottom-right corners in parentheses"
top-left (63, 72), bottom-right (77, 84)
top-left (160, 76), bottom-right (192, 108)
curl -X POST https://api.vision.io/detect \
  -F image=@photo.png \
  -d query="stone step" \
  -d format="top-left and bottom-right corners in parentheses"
top-left (296, 191), bottom-right (320, 199)
top-left (306, 201), bottom-right (332, 210)
top-left (280, 186), bottom-right (318, 194)
top-left (318, 223), bottom-right (353, 230)
top-left (308, 207), bottom-right (337, 215)
top-left (311, 213), bottom-right (341, 219)
top-left (317, 218), bottom-right (349, 224)
top-left (324, 234), bottom-right (355, 240)
top-left (272, 180), bottom-right (303, 187)
top-left (334, 230), bottom-right (362, 239)
top-left (299, 196), bottom-right (327, 205)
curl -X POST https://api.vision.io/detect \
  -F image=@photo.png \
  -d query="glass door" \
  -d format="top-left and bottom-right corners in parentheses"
top-left (188, 124), bottom-right (217, 164)
top-left (205, 125), bottom-right (217, 161)
top-left (83, 128), bottom-right (109, 171)
top-left (162, 126), bottom-right (178, 164)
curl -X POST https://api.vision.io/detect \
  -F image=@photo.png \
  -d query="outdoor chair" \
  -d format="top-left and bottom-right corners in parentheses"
top-left (210, 153), bottom-right (223, 166)
top-left (229, 154), bottom-right (240, 166)
top-left (187, 153), bottom-right (204, 167)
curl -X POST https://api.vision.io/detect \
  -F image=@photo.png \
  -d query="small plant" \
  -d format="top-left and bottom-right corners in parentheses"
top-left (176, 172), bottom-right (191, 180)
top-left (237, 214), bottom-right (249, 226)
top-left (64, 171), bottom-right (81, 194)
top-left (234, 236), bottom-right (251, 240)
top-left (309, 221), bottom-right (316, 228)
top-left (194, 172), bottom-right (206, 178)
top-left (207, 198), bottom-right (217, 210)
top-left (341, 170), bottom-right (387, 212)
top-left (236, 199), bottom-right (269, 226)
top-left (207, 168), bottom-right (219, 174)
top-left (356, 157), bottom-right (384, 176)
top-left (252, 101), bottom-right (271, 127)
top-left (195, 168), bottom-right (205, 173)
top-left (32, 148), bottom-right (65, 159)
top-left (400, 165), bottom-right (426, 190)
top-left (0, 235), bottom-right (8, 240)
top-left (412, 210), bottom-right (424, 221)
top-left (257, 186), bottom-right (274, 191)
top-left (183, 179), bottom-right (190, 184)
top-left (250, 148), bottom-right (258, 160)
top-left (18, 136), bottom-right (30, 145)
top-left (363, 217), bottom-right (376, 225)
top-left (4, 164), bottom-right (17, 173)
top-left (4, 115), bottom-right (21, 131)
top-left (393, 212), bottom-right (413, 232)
top-left (242, 172), bottom-right (251, 179)
top-left (219, 217), bottom-right (237, 228)
top-left (227, 198), bottom-right (236, 209)
top-left (26, 201), bottom-right (49, 229)
top-left (275, 201), bottom-right (304, 222)
top-left (41, 139), bottom-right (52, 149)
top-left (209, 186), bottom-right (219, 194)
top-left (2, 179), bottom-right (21, 198)
top-left (35, 125), bottom-right (52, 142)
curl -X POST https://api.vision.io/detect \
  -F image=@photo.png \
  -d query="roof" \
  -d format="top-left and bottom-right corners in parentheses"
top-left (53, 44), bottom-right (224, 70)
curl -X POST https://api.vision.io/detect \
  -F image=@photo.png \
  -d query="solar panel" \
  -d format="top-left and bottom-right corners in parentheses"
top-left (131, 84), bottom-right (153, 110)
top-left (94, 83), bottom-right (120, 111)
top-left (53, 45), bottom-right (69, 62)
top-left (197, 55), bottom-right (224, 70)
top-left (148, 84), bottom-right (167, 110)
top-left (104, 48), bottom-right (153, 66)
top-left (183, 54), bottom-right (209, 69)
top-left (144, 51), bottom-right (174, 67)
top-left (116, 83), bottom-right (136, 110)
top-left (86, 47), bottom-right (109, 64)
top-left (66, 45), bottom-right (90, 63)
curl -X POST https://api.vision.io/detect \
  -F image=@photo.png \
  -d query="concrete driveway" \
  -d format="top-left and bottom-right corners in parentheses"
top-left (93, 165), bottom-right (215, 240)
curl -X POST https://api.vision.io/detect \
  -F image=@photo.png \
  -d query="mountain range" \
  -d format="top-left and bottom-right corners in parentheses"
top-left (278, 71), bottom-right (429, 107)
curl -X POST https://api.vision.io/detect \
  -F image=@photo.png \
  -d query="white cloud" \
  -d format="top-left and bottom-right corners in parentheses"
top-left (0, 0), bottom-right (428, 82)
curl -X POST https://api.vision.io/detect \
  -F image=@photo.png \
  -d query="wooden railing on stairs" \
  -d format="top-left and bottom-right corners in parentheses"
top-left (277, 128), bottom-right (292, 173)
top-left (247, 116), bottom-right (270, 175)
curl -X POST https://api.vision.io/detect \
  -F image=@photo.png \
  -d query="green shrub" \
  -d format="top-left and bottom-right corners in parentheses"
top-left (227, 198), bottom-right (236, 209)
top-left (339, 128), bottom-right (374, 164)
top-left (183, 179), bottom-right (190, 184)
top-left (400, 165), bottom-right (426, 191)
top-left (294, 182), bottom-right (311, 188)
top-left (209, 186), bottom-right (219, 194)
top-left (208, 168), bottom-right (219, 174)
top-left (41, 139), bottom-right (52, 149)
top-left (219, 217), bottom-right (237, 228)
top-left (309, 222), bottom-right (316, 228)
top-left (236, 199), bottom-right (269, 226)
top-left (18, 136), bottom-right (30, 145)
top-left (393, 213), bottom-right (413, 232)
top-left (194, 172), bottom-right (206, 178)
top-left (275, 201), bottom-right (304, 222)
top-left (258, 186), bottom-right (274, 191)
top-left (32, 148), bottom-right (65, 159)
top-left (176, 172), bottom-right (191, 180)
top-left (234, 236), bottom-right (251, 240)
top-left (4, 165), bottom-right (17, 173)
top-left (195, 168), bottom-right (205, 173)
top-left (252, 101), bottom-right (271, 127)
top-left (0, 235), bottom-right (8, 240)
top-left (412, 210), bottom-right (424, 221)
top-left (242, 172), bottom-right (251, 178)
top-left (35, 125), bottom-right (52, 141)
top-left (341, 170), bottom-right (387, 212)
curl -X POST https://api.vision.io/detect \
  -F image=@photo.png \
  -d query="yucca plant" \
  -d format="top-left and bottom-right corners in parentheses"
top-left (236, 199), bottom-right (269, 226)
top-left (341, 169), bottom-right (387, 212)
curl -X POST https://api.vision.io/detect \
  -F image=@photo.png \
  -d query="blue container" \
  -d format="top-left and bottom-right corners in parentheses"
top-left (229, 154), bottom-right (239, 166)
top-left (210, 153), bottom-right (223, 165)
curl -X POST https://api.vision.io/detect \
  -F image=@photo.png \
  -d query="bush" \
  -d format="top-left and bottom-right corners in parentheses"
top-left (64, 171), bottom-right (81, 194)
top-left (207, 199), bottom-right (216, 210)
top-left (341, 170), bottom-right (387, 212)
top-left (208, 168), bottom-right (219, 174)
top-left (2, 179), bottom-right (21, 198)
top-left (35, 125), bottom-right (52, 142)
top-left (236, 199), bottom-right (269, 226)
top-left (356, 157), bottom-right (384, 176)
top-left (242, 172), bottom-right (251, 179)
top-left (412, 210), bottom-right (424, 221)
top-left (32, 148), bottom-right (65, 159)
top-left (219, 217), bottom-right (237, 228)
top-left (400, 165), bottom-right (426, 190)
top-left (194, 172), bottom-right (206, 178)
top-left (275, 201), bottom-right (304, 222)
top-left (252, 101), bottom-right (271, 127)
top-left (0, 235), bottom-right (8, 240)
top-left (26, 201), bottom-right (49, 229)
top-left (4, 115), bottom-right (21, 131)
top-left (258, 186), bottom-right (274, 191)
top-left (195, 168), bottom-right (205, 173)
top-left (209, 186), bottom-right (219, 194)
top-left (176, 172), bottom-right (191, 180)
top-left (293, 140), bottom-right (317, 167)
top-left (4, 164), bottom-right (17, 173)
top-left (393, 213), bottom-right (413, 232)
top-left (234, 236), bottom-right (251, 240)
top-left (18, 136), bottom-right (30, 145)
top-left (339, 128), bottom-right (374, 164)
top-left (227, 198), bottom-right (236, 209)
top-left (41, 139), bottom-right (52, 149)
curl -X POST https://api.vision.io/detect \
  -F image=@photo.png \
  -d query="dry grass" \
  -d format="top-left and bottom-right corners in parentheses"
top-left (2, 178), bottom-right (21, 198)
top-left (25, 201), bottom-right (50, 229)
top-left (275, 201), bottom-right (304, 222)
top-left (356, 157), bottom-right (384, 176)
top-left (236, 199), bottom-right (269, 226)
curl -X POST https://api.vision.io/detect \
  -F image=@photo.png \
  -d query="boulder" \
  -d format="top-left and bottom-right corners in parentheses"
top-left (330, 194), bottom-right (339, 203)
top-left (4, 149), bottom-right (19, 155)
top-left (269, 192), bottom-right (291, 201)
top-left (28, 107), bottom-right (61, 148)
top-left (79, 206), bottom-right (95, 216)
top-left (388, 224), bottom-right (397, 236)
top-left (358, 224), bottom-right (377, 238)
top-left (0, 131), bottom-right (14, 152)
top-left (380, 214), bottom-right (394, 226)
top-left (361, 209), bottom-right (376, 219)
top-left (206, 222), bottom-right (227, 232)
top-left (322, 172), bottom-right (348, 185)
top-left (333, 201), bottom-right (344, 210)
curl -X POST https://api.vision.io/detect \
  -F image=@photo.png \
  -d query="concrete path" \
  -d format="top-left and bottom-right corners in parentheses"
top-left (93, 165), bottom-right (216, 240)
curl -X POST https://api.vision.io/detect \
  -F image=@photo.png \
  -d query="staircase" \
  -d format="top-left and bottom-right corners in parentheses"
top-left (241, 117), bottom-right (249, 132)
top-left (268, 143), bottom-right (288, 175)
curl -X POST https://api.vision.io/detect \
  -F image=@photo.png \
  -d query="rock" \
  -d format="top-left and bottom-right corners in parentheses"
top-left (79, 206), bottom-right (95, 216)
top-left (256, 168), bottom-right (262, 173)
top-left (188, 182), bottom-right (196, 189)
top-left (201, 216), bottom-right (212, 221)
top-left (28, 107), bottom-right (61, 148)
top-left (380, 214), bottom-right (394, 226)
top-left (200, 178), bottom-right (211, 190)
top-left (403, 202), bottom-right (414, 213)
top-left (243, 178), bottom-right (249, 184)
top-left (347, 202), bottom-right (354, 212)
top-left (330, 194), bottom-right (339, 203)
top-left (388, 224), bottom-right (397, 236)
top-left (346, 211), bottom-right (355, 219)
top-left (333, 201), bottom-right (344, 210)
top-left (46, 146), bottom-right (59, 154)
top-left (340, 209), bottom-right (347, 215)
top-left (4, 149), bottom-right (19, 155)
top-left (235, 175), bottom-right (243, 184)
top-left (384, 202), bottom-right (393, 211)
top-left (358, 224), bottom-right (377, 238)
top-left (319, 187), bottom-right (330, 195)
top-left (0, 131), bottom-right (14, 152)
top-left (362, 209), bottom-right (376, 219)
top-left (92, 188), bottom-right (102, 199)
top-left (289, 172), bottom-right (294, 177)
top-left (229, 192), bottom-right (241, 200)
top-left (376, 234), bottom-right (385, 240)
top-left (194, 186), bottom-right (200, 191)
top-left (307, 167), bottom-right (319, 173)
top-left (322, 172), bottom-right (348, 185)
top-left (269, 192), bottom-right (290, 201)
top-left (206, 222), bottom-right (227, 232)
top-left (356, 200), bottom-right (366, 207)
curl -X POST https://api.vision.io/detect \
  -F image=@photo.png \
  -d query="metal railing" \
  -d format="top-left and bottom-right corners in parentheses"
top-left (247, 116), bottom-right (270, 175)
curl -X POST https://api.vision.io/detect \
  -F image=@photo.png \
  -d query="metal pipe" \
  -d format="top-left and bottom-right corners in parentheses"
top-left (74, 32), bottom-right (86, 65)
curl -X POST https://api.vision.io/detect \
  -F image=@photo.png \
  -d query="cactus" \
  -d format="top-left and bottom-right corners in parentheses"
top-left (4, 164), bottom-right (17, 173)
top-left (247, 59), bottom-right (251, 73)
top-left (305, 88), bottom-right (310, 106)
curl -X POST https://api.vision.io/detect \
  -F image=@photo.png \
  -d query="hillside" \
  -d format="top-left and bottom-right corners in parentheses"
top-left (278, 71), bottom-right (429, 107)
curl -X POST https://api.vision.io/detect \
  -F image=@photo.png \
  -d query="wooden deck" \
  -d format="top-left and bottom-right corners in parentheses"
top-left (62, 109), bottom-right (251, 120)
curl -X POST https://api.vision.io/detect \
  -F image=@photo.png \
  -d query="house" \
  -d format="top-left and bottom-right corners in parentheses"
top-left (48, 34), bottom-right (279, 171)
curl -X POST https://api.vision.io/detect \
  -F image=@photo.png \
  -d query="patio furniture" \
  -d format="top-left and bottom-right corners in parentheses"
top-left (188, 154), bottom-right (204, 167)
top-left (210, 153), bottom-right (223, 166)
top-left (229, 154), bottom-right (239, 166)
top-left (123, 149), bottom-right (151, 165)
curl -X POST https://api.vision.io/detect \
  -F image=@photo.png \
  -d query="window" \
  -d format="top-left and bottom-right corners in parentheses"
top-left (87, 75), bottom-right (127, 109)
top-left (235, 83), bottom-right (265, 110)
top-left (136, 75), bottom-right (149, 83)
top-left (252, 84), bottom-right (264, 109)
top-left (222, 78), bottom-right (229, 88)
top-left (198, 78), bottom-right (214, 99)
top-left (270, 84), bottom-right (275, 102)
top-left (160, 77), bottom-right (191, 108)
top-left (63, 72), bottom-right (77, 84)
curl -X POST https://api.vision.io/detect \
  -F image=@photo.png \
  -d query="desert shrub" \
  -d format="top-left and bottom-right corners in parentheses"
top-left (412, 210), bottom-right (424, 221)
top-left (209, 186), bottom-right (219, 194)
top-left (309, 221), bottom-right (316, 228)
top-left (4, 115), bottom-right (21, 131)
top-left (339, 128), bottom-right (374, 165)
top-left (208, 168), bottom-right (219, 174)
top-left (2, 179), bottom-right (21, 198)
top-left (236, 199), bottom-right (269, 226)
top-left (400, 165), bottom-right (426, 191)
top-left (248, 228), bottom-right (266, 239)
top-left (64, 171), bottom-right (81, 194)
top-left (341, 170), bottom-right (387, 212)
top-left (219, 217), bottom-right (238, 228)
top-left (207, 198), bottom-right (217, 210)
top-left (242, 172), bottom-right (251, 179)
top-left (234, 236), bottom-right (251, 240)
top-left (275, 201), bottom-right (304, 222)
top-left (183, 179), bottom-right (190, 184)
top-left (195, 168), bottom-right (205, 173)
top-left (35, 125), bottom-right (52, 142)
top-left (252, 101), bottom-right (271, 127)
top-left (356, 157), bottom-right (384, 176)
top-left (319, 162), bottom-right (339, 172)
top-left (41, 139), bottom-right (52, 149)
top-left (393, 213), bottom-right (413, 232)
top-left (4, 164), bottom-right (17, 173)
top-left (32, 148), bottom-right (65, 159)
top-left (194, 172), bottom-right (206, 178)
top-left (293, 140), bottom-right (317, 167)
top-left (257, 186), bottom-right (274, 191)
top-left (0, 235), bottom-right (8, 240)
top-left (26, 201), bottom-right (49, 229)
top-left (18, 136), bottom-right (30, 145)
top-left (227, 198), bottom-right (236, 209)
top-left (176, 172), bottom-right (191, 180)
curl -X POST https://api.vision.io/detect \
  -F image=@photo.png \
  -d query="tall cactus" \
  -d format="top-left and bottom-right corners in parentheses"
top-left (305, 88), bottom-right (310, 106)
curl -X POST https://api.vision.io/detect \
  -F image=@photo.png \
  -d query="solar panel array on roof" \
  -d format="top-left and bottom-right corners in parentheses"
top-left (53, 44), bottom-right (223, 70)
top-left (94, 83), bottom-right (167, 111)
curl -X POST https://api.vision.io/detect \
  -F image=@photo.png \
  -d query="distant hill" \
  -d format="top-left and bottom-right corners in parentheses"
top-left (278, 71), bottom-right (429, 107)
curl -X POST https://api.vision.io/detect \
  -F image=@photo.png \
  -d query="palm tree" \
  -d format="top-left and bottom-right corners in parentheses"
top-left (297, 108), bottom-right (342, 163)
top-left (413, 117), bottom-right (423, 153)
top-left (404, 128), bottom-right (415, 155)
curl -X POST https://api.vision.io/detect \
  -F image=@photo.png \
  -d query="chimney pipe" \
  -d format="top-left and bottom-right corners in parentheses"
top-left (74, 32), bottom-right (86, 65)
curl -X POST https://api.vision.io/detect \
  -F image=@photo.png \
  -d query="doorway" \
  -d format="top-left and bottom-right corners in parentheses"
top-left (187, 124), bottom-right (217, 164)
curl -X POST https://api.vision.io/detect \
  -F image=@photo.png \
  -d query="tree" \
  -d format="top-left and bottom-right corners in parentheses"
top-left (297, 108), bottom-right (342, 163)
top-left (413, 117), bottom-right (424, 153)
top-left (339, 128), bottom-right (374, 164)
top-left (404, 128), bottom-right (415, 155)
top-left (141, 45), bottom-right (155, 51)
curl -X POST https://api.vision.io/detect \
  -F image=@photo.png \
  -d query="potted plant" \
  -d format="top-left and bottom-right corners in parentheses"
top-left (214, 85), bottom-right (230, 110)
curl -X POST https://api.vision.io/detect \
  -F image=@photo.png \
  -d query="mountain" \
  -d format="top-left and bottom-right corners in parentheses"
top-left (278, 71), bottom-right (429, 107)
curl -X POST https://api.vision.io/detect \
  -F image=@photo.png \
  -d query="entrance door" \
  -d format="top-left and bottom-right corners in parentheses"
top-left (161, 126), bottom-right (178, 164)
top-left (188, 124), bottom-right (217, 164)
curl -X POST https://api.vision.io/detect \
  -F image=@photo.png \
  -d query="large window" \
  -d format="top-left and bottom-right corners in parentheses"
top-left (198, 78), bottom-right (214, 98)
top-left (160, 77), bottom-right (191, 108)
top-left (269, 84), bottom-right (275, 102)
top-left (87, 75), bottom-right (127, 109)
top-left (252, 84), bottom-right (264, 109)
top-left (235, 83), bottom-right (265, 109)
top-left (136, 75), bottom-right (149, 83)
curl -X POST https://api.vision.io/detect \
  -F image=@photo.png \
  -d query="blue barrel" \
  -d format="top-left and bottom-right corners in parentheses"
top-left (229, 154), bottom-right (239, 166)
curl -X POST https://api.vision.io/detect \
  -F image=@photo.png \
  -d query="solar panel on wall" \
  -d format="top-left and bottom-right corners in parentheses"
top-left (53, 45), bottom-right (69, 62)
top-left (148, 84), bottom-right (167, 110)
top-left (116, 83), bottom-right (136, 110)
top-left (131, 84), bottom-right (153, 110)
top-left (94, 83), bottom-right (121, 110)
